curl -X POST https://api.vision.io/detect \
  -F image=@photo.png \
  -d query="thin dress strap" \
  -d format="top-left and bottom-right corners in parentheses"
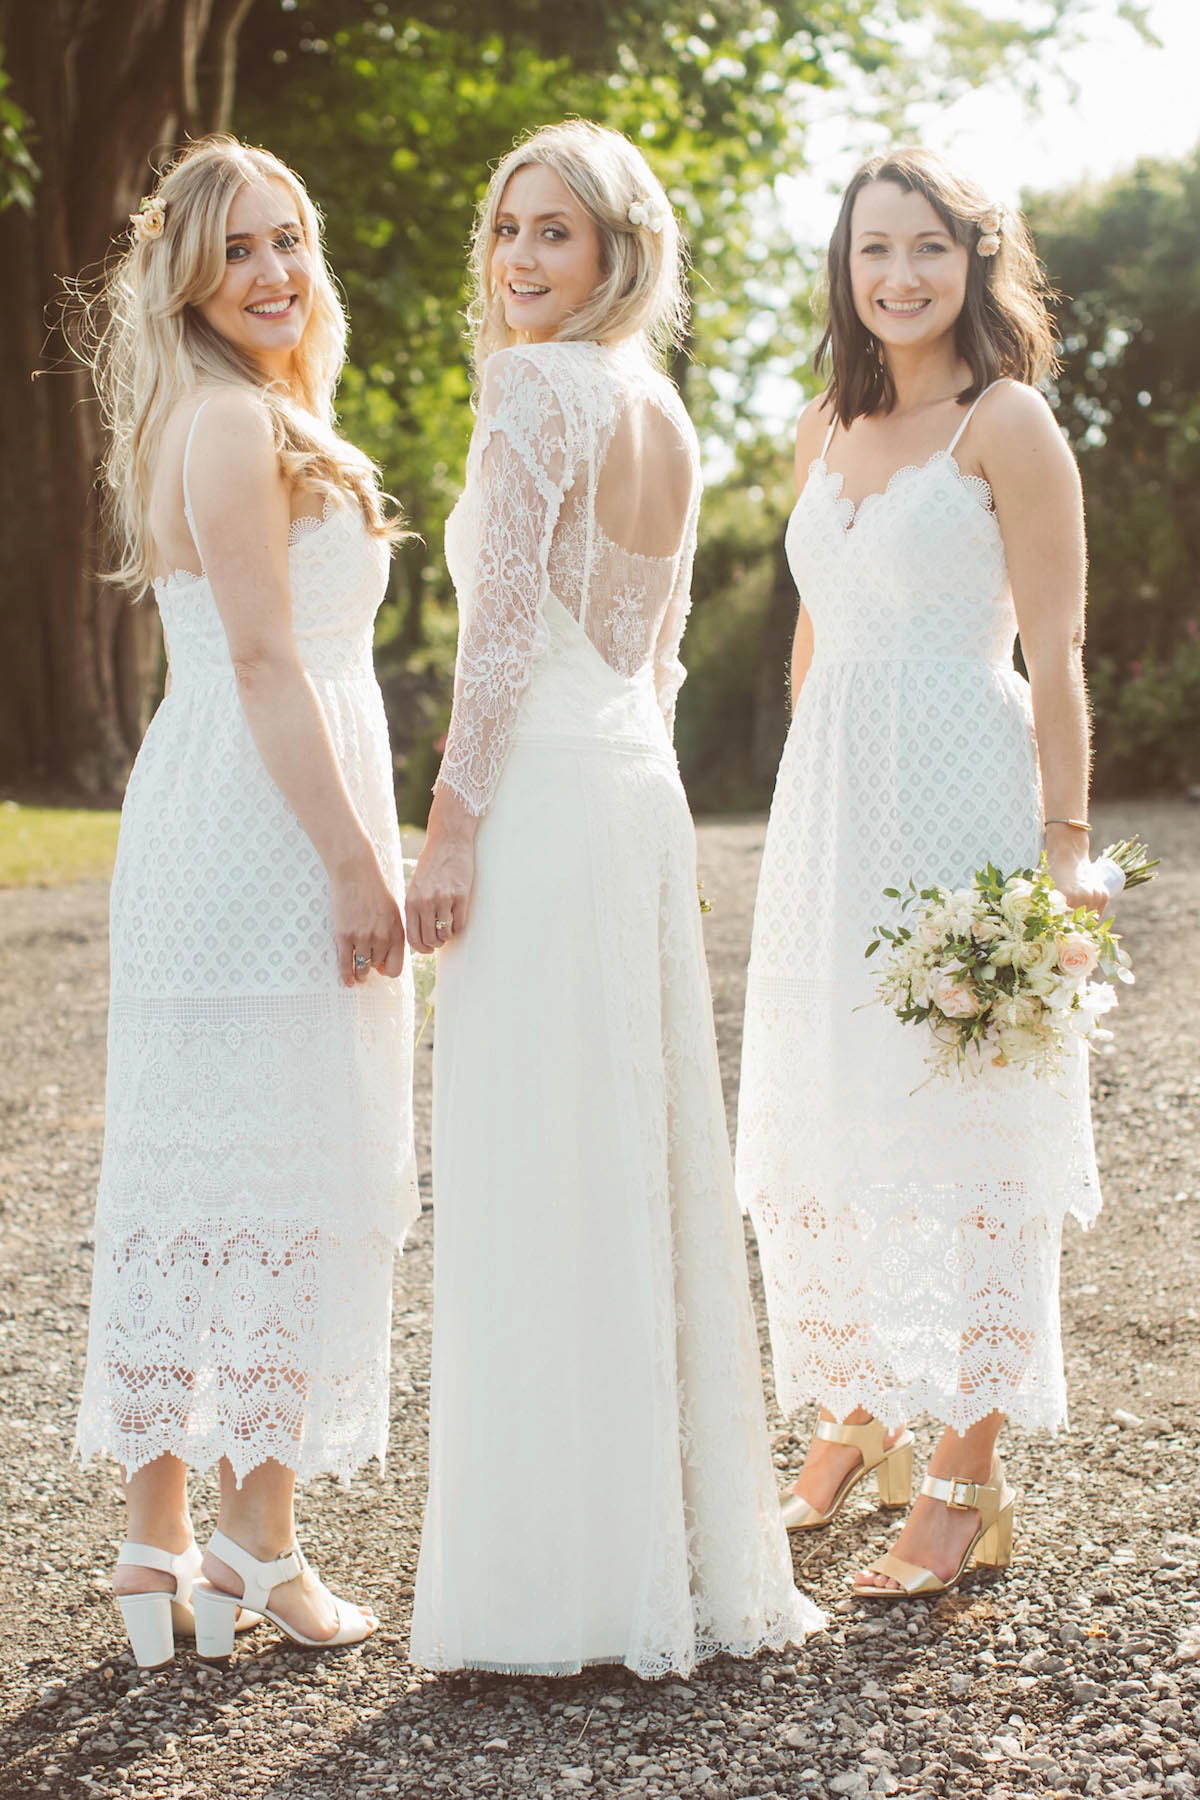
top-left (181, 397), bottom-right (212, 565)
top-left (820, 411), bottom-right (838, 459)
top-left (947, 379), bottom-right (1006, 455)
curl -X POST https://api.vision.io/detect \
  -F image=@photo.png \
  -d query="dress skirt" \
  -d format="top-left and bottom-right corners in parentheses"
top-left (411, 610), bottom-right (819, 1676)
top-left (737, 653), bottom-right (1102, 1436)
top-left (74, 557), bottom-right (420, 1488)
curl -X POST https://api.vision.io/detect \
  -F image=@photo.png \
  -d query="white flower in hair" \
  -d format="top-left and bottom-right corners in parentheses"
top-left (976, 205), bottom-right (1004, 258)
top-left (129, 195), bottom-right (167, 242)
top-left (627, 197), bottom-right (666, 234)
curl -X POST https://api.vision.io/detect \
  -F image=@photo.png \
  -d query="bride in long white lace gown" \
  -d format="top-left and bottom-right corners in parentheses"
top-left (72, 140), bottom-right (417, 1665)
top-left (406, 121), bottom-right (822, 1676)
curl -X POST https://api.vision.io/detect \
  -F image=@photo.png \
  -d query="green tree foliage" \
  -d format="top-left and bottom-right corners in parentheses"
top-left (0, 44), bottom-right (36, 212)
top-left (1028, 149), bottom-right (1200, 793)
top-left (231, 0), bottom-right (1121, 816)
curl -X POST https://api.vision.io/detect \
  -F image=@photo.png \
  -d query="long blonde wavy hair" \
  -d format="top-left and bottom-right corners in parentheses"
top-left (73, 135), bottom-right (402, 593)
top-left (467, 120), bottom-right (688, 384)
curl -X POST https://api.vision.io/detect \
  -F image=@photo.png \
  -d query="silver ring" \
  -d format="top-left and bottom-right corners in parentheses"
top-left (353, 952), bottom-right (371, 972)
top-left (434, 918), bottom-right (451, 931)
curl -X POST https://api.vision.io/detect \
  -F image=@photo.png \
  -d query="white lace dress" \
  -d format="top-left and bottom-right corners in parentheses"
top-left (410, 339), bottom-right (822, 1677)
top-left (736, 388), bottom-right (1101, 1437)
top-left (75, 425), bottom-right (419, 1487)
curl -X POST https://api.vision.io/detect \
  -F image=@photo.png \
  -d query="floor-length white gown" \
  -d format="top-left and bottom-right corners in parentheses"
top-left (737, 385), bottom-right (1101, 1436)
top-left (75, 404), bottom-right (419, 1486)
top-left (410, 340), bottom-right (822, 1677)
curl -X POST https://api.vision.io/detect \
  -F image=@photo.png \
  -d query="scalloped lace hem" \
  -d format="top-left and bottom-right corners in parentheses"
top-left (72, 1425), bottom-right (392, 1490)
top-left (779, 1380), bottom-right (1071, 1437)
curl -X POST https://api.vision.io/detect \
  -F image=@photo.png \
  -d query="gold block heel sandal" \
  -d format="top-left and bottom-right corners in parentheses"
top-left (854, 1455), bottom-right (1017, 1599)
top-left (781, 1417), bottom-right (915, 1532)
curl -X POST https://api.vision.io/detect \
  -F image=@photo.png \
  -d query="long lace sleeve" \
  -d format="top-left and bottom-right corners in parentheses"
top-left (436, 353), bottom-right (570, 815)
top-left (653, 491), bottom-right (700, 741)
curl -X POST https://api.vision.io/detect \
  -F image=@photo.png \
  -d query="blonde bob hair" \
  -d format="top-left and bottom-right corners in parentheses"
top-left (74, 135), bottom-right (400, 593)
top-left (467, 119), bottom-right (688, 381)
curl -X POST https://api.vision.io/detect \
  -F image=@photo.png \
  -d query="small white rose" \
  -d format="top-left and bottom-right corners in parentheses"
top-left (999, 881), bottom-right (1035, 927)
top-left (930, 971), bottom-right (985, 1019)
top-left (627, 197), bottom-right (666, 233)
top-left (130, 196), bottom-right (166, 241)
top-left (1015, 935), bottom-right (1059, 976)
top-left (971, 916), bottom-right (1005, 945)
top-left (977, 233), bottom-right (1001, 258)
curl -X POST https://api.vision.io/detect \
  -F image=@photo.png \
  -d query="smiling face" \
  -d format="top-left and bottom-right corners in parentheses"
top-left (195, 176), bottom-right (314, 379)
top-left (489, 163), bottom-right (604, 343)
top-left (848, 179), bottom-right (969, 356)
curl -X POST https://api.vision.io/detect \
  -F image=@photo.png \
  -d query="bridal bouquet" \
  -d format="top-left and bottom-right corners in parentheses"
top-left (865, 838), bottom-right (1156, 1083)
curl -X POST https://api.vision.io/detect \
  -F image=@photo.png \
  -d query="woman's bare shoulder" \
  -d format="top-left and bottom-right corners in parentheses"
top-left (793, 392), bottom-right (835, 492)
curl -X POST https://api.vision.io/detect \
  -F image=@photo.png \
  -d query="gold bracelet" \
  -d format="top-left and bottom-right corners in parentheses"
top-left (1044, 817), bottom-right (1092, 833)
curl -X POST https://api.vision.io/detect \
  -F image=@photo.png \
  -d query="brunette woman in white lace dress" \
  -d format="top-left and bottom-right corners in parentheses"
top-left (736, 149), bottom-right (1108, 1599)
top-left (72, 139), bottom-right (418, 1664)
top-left (405, 121), bottom-right (822, 1676)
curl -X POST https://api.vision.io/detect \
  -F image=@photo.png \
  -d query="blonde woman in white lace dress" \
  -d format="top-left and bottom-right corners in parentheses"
top-left (737, 149), bottom-right (1108, 1600)
top-left (406, 121), bottom-right (822, 1676)
top-left (72, 139), bottom-right (418, 1665)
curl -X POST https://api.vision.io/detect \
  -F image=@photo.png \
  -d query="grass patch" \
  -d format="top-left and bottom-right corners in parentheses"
top-left (0, 801), bottom-right (120, 888)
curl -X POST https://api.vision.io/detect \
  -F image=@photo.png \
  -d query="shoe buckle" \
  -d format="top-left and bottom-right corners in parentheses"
top-left (945, 1477), bottom-right (978, 1511)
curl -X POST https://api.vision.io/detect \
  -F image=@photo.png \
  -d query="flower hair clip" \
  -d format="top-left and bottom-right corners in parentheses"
top-left (129, 195), bottom-right (167, 243)
top-left (976, 207), bottom-right (1004, 258)
top-left (627, 197), bottom-right (667, 235)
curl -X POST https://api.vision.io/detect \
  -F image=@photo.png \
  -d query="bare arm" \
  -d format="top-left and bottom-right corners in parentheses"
top-left (788, 399), bottom-right (830, 713)
top-left (185, 392), bottom-right (406, 982)
top-left (982, 384), bottom-right (1107, 913)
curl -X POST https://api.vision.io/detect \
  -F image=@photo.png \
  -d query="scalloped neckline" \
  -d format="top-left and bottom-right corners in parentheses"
top-left (809, 449), bottom-right (996, 536)
top-left (152, 499), bottom-right (340, 593)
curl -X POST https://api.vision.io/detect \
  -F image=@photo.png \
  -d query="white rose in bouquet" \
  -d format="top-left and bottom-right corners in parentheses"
top-left (999, 879), bottom-right (1036, 927)
top-left (930, 970), bottom-right (985, 1018)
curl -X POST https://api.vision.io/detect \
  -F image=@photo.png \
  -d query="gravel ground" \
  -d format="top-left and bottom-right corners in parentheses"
top-left (1, 797), bottom-right (1198, 1800)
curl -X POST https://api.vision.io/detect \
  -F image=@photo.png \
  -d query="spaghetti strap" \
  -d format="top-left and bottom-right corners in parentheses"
top-left (181, 397), bottom-right (212, 564)
top-left (947, 379), bottom-right (1006, 455)
top-left (819, 411), bottom-right (838, 460)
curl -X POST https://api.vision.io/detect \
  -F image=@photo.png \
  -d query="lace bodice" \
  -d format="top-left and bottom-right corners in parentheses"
top-left (438, 340), bottom-right (701, 815)
top-left (153, 502), bottom-right (390, 689)
top-left (788, 388), bottom-right (1014, 669)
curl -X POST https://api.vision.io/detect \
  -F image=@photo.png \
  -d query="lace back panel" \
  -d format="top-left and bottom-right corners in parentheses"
top-left (438, 341), bottom-right (701, 815)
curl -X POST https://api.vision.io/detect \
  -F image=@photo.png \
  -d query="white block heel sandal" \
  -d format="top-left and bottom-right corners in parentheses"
top-left (192, 1530), bottom-right (378, 1658)
top-left (114, 1541), bottom-right (204, 1668)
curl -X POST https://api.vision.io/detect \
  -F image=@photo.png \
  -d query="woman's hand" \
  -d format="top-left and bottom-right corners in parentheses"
top-left (1045, 827), bottom-right (1110, 918)
top-left (406, 788), bottom-right (479, 954)
top-left (331, 857), bottom-right (408, 986)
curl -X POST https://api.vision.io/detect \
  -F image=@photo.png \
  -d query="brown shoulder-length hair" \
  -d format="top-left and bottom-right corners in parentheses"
top-left (815, 146), bottom-right (1058, 426)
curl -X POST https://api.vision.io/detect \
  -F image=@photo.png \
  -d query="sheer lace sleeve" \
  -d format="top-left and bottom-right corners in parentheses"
top-left (652, 490), bottom-right (700, 741)
top-left (436, 353), bottom-right (570, 815)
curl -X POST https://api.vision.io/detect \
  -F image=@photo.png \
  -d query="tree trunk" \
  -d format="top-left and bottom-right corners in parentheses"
top-left (0, 0), bottom-right (255, 794)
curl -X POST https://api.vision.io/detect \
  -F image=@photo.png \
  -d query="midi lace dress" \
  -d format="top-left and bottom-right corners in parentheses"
top-left (74, 402), bottom-right (419, 1487)
top-left (736, 385), bottom-right (1101, 1437)
top-left (410, 339), bottom-right (822, 1678)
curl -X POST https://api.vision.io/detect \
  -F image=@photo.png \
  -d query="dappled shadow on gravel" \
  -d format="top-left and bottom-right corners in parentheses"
top-left (3, 801), bottom-right (1199, 1800)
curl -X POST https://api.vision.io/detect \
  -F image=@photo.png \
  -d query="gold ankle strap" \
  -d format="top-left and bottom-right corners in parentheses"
top-left (922, 1457), bottom-right (1004, 1512)
top-left (814, 1417), bottom-right (887, 1462)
